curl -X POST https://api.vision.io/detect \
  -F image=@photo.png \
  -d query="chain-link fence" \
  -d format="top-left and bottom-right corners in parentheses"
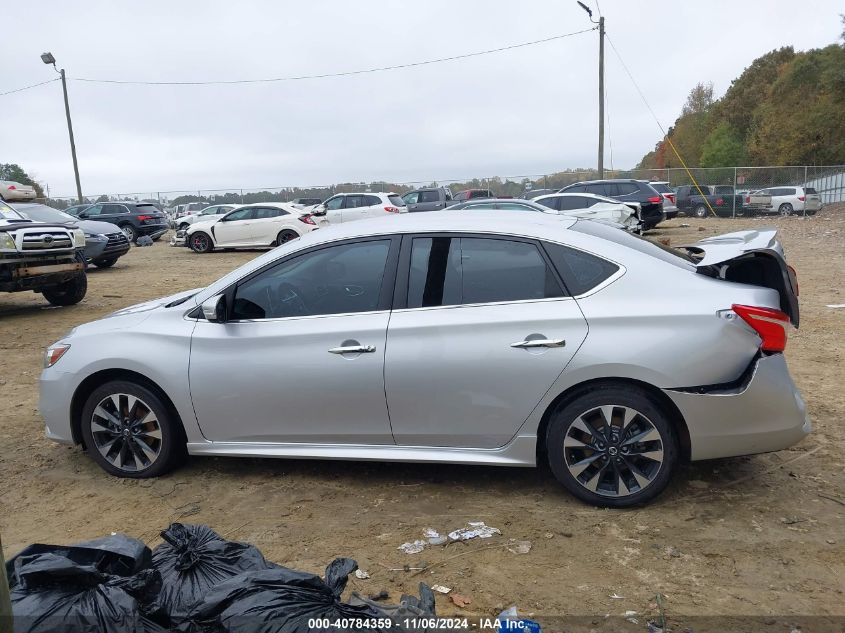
top-left (38, 164), bottom-right (845, 216)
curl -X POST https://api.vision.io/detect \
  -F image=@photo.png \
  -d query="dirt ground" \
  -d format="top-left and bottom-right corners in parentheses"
top-left (1, 211), bottom-right (844, 630)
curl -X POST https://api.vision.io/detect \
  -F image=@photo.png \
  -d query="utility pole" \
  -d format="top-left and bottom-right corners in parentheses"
top-left (577, 3), bottom-right (604, 178)
top-left (41, 53), bottom-right (83, 204)
top-left (597, 15), bottom-right (605, 178)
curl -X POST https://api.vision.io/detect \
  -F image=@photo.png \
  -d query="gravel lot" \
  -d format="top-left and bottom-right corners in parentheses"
top-left (1, 212), bottom-right (844, 630)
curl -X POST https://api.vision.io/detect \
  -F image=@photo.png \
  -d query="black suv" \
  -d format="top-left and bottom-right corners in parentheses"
top-left (76, 202), bottom-right (168, 243)
top-left (559, 179), bottom-right (665, 230)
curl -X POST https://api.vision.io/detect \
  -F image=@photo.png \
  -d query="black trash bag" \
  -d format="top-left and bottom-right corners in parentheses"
top-left (7, 533), bottom-right (152, 590)
top-left (151, 523), bottom-right (275, 625)
top-left (9, 555), bottom-right (167, 633)
top-left (349, 583), bottom-right (438, 632)
top-left (179, 558), bottom-right (394, 633)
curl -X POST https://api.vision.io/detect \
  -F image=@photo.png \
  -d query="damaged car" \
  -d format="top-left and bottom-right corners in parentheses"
top-left (38, 212), bottom-right (808, 507)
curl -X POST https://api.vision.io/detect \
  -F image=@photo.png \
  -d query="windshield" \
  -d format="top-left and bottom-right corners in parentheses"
top-left (15, 205), bottom-right (76, 224)
top-left (0, 200), bottom-right (25, 221)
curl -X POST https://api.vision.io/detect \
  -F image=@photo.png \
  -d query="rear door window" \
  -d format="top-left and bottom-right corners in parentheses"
top-left (403, 192), bottom-right (420, 204)
top-left (543, 242), bottom-right (620, 295)
top-left (364, 195), bottom-right (382, 206)
top-left (536, 197), bottom-right (559, 211)
top-left (344, 195), bottom-right (365, 209)
top-left (615, 183), bottom-right (639, 196)
top-left (419, 190), bottom-right (441, 203)
top-left (586, 183), bottom-right (610, 196)
top-left (564, 184), bottom-right (587, 193)
top-left (407, 236), bottom-right (564, 309)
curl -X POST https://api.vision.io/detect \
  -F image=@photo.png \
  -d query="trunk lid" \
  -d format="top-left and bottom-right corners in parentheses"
top-left (680, 228), bottom-right (799, 327)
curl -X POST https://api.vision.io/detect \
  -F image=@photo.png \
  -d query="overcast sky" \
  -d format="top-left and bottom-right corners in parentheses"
top-left (2, 0), bottom-right (841, 197)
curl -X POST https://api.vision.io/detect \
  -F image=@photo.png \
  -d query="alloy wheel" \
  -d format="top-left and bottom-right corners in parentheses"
top-left (563, 404), bottom-right (664, 498)
top-left (192, 234), bottom-right (209, 252)
top-left (89, 393), bottom-right (162, 472)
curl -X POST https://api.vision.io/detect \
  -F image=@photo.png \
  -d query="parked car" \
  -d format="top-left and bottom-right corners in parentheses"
top-left (75, 202), bottom-right (168, 243)
top-left (522, 189), bottom-right (558, 200)
top-left (12, 203), bottom-right (130, 269)
top-left (0, 180), bottom-right (37, 202)
top-left (64, 203), bottom-right (92, 217)
top-left (185, 202), bottom-right (318, 253)
top-left (311, 192), bottom-right (406, 225)
top-left (530, 193), bottom-right (641, 231)
top-left (176, 202), bottom-right (208, 219)
top-left (39, 211), bottom-right (807, 507)
top-left (647, 182), bottom-right (678, 219)
top-left (749, 186), bottom-right (822, 216)
top-left (174, 204), bottom-right (237, 230)
top-left (558, 179), bottom-right (665, 230)
top-left (0, 199), bottom-right (87, 305)
top-left (291, 197), bottom-right (324, 208)
top-left (454, 189), bottom-right (493, 202)
top-left (674, 185), bottom-right (745, 218)
top-left (402, 187), bottom-right (456, 212)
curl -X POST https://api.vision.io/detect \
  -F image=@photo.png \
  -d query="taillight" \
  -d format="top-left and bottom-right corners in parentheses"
top-left (732, 304), bottom-right (790, 352)
top-left (798, 195), bottom-right (805, 201)
top-left (7, 185), bottom-right (16, 190)
top-left (665, 194), bottom-right (675, 204)
top-left (647, 195), bottom-right (661, 203)
top-left (298, 214), bottom-right (316, 225)
top-left (384, 206), bottom-right (400, 213)
top-left (715, 197), bottom-right (724, 206)
top-left (745, 196), bottom-right (750, 204)
top-left (136, 214), bottom-right (152, 221)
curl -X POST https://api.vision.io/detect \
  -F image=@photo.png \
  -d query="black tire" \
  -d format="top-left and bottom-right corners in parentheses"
top-left (546, 385), bottom-right (679, 508)
top-left (120, 224), bottom-right (137, 243)
top-left (80, 380), bottom-right (186, 478)
top-left (693, 204), bottom-right (708, 218)
top-left (189, 232), bottom-right (214, 253)
top-left (275, 229), bottom-right (299, 246)
top-left (152, 235), bottom-right (162, 242)
top-left (778, 203), bottom-right (793, 216)
top-left (94, 258), bottom-right (117, 268)
top-left (42, 254), bottom-right (87, 306)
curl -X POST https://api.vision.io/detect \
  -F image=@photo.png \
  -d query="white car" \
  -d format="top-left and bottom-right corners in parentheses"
top-left (312, 192), bottom-right (406, 226)
top-left (185, 202), bottom-right (318, 253)
top-left (533, 193), bottom-right (641, 231)
top-left (753, 186), bottom-right (822, 216)
top-left (175, 204), bottom-right (238, 230)
top-left (0, 180), bottom-right (37, 202)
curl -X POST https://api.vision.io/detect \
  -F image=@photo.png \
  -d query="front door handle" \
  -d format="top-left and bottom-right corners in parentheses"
top-left (510, 338), bottom-right (566, 349)
top-left (328, 345), bottom-right (376, 354)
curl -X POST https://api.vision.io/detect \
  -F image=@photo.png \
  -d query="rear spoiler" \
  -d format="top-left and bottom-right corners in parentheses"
top-left (680, 228), bottom-right (799, 327)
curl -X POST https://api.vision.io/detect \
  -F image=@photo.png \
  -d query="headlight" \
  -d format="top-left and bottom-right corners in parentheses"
top-left (0, 232), bottom-right (15, 250)
top-left (72, 228), bottom-right (86, 248)
top-left (45, 343), bottom-right (71, 368)
top-left (84, 233), bottom-right (107, 241)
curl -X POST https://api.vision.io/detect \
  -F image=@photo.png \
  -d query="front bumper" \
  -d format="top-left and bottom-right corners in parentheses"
top-left (170, 230), bottom-right (188, 246)
top-left (665, 354), bottom-right (811, 461)
top-left (39, 367), bottom-right (78, 445)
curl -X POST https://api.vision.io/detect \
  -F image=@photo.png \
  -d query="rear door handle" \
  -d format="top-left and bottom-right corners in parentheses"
top-left (328, 345), bottom-right (376, 354)
top-left (510, 339), bottom-right (566, 349)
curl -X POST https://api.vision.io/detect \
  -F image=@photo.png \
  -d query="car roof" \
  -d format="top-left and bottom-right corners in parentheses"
top-left (537, 192), bottom-right (621, 204)
top-left (331, 191), bottom-right (397, 196)
top-left (566, 178), bottom-right (640, 185)
top-left (452, 198), bottom-right (546, 209)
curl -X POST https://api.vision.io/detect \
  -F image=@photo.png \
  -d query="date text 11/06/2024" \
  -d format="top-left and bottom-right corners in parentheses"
top-left (307, 618), bottom-right (540, 631)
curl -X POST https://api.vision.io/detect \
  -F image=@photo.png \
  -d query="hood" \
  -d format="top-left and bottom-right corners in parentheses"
top-left (76, 219), bottom-right (120, 235)
top-left (106, 287), bottom-right (203, 318)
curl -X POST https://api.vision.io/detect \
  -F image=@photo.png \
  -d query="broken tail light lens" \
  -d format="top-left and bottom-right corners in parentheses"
top-left (298, 215), bottom-right (316, 225)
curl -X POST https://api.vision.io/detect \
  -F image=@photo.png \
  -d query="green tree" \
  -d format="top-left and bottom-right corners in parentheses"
top-left (700, 122), bottom-right (747, 167)
top-left (0, 163), bottom-right (45, 198)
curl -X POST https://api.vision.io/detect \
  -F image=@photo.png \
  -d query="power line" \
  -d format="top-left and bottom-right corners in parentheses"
top-left (0, 78), bottom-right (59, 97)
top-left (72, 27), bottom-right (597, 86)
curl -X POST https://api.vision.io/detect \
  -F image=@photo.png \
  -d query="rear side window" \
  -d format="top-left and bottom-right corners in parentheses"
top-left (419, 190), bottom-right (440, 203)
top-left (804, 187), bottom-right (817, 194)
top-left (543, 242), bottom-right (619, 295)
top-left (407, 237), bottom-right (564, 308)
top-left (364, 195), bottom-right (382, 206)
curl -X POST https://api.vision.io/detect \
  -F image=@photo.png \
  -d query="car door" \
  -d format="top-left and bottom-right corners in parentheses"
top-left (320, 195), bottom-right (345, 225)
top-left (213, 207), bottom-right (256, 245)
top-left (341, 195), bottom-right (367, 222)
top-left (189, 237), bottom-right (400, 444)
top-left (362, 195), bottom-right (385, 219)
top-left (415, 190), bottom-right (443, 212)
top-left (250, 207), bottom-right (288, 244)
top-left (384, 234), bottom-right (589, 448)
top-left (804, 188), bottom-right (821, 212)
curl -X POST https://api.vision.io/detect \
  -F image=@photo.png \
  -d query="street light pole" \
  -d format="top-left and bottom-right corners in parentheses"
top-left (577, 3), bottom-right (604, 178)
top-left (41, 53), bottom-right (83, 204)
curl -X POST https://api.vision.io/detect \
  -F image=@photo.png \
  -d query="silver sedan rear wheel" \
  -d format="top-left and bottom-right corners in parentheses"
top-left (546, 386), bottom-right (678, 507)
top-left (563, 405), bottom-right (664, 498)
top-left (90, 393), bottom-right (162, 472)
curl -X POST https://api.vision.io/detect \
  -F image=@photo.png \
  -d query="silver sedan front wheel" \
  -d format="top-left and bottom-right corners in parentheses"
top-left (90, 393), bottom-right (162, 472)
top-left (80, 380), bottom-right (185, 478)
top-left (546, 386), bottom-right (678, 507)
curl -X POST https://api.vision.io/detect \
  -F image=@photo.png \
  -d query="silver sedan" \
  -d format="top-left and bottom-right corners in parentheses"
top-left (39, 212), bottom-right (810, 507)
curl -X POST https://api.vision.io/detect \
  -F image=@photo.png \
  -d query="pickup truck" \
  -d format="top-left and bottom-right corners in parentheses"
top-left (0, 200), bottom-right (88, 305)
top-left (675, 185), bottom-right (746, 218)
top-left (402, 187), bottom-right (458, 212)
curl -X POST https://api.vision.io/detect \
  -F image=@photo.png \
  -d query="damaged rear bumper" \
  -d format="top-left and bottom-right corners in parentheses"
top-left (664, 353), bottom-right (811, 460)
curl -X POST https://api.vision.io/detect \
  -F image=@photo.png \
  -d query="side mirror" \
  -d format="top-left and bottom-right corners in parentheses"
top-left (312, 207), bottom-right (327, 216)
top-left (77, 211), bottom-right (88, 219)
top-left (201, 294), bottom-right (226, 323)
